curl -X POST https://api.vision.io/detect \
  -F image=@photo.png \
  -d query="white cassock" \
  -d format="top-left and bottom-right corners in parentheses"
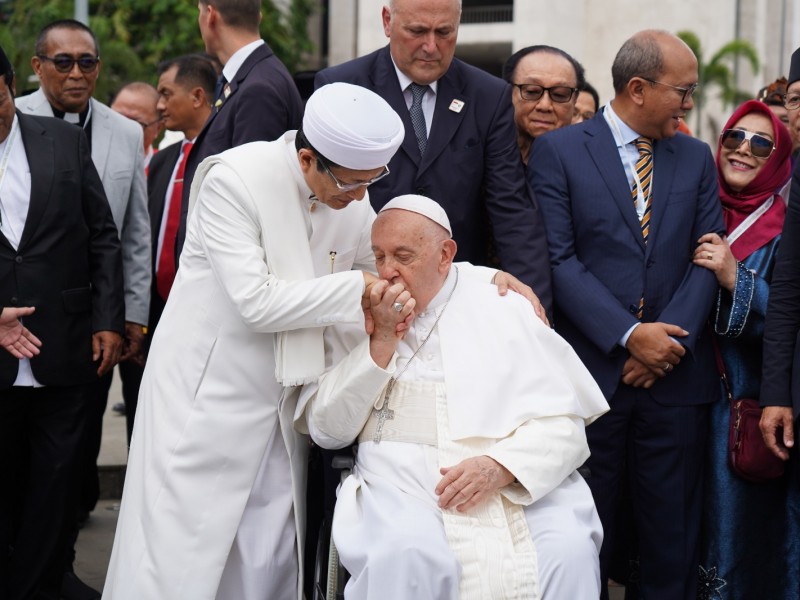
top-left (103, 132), bottom-right (378, 600)
top-left (299, 268), bottom-right (610, 600)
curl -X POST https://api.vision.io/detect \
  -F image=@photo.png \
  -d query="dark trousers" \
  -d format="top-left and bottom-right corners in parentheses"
top-left (0, 385), bottom-right (88, 600)
top-left (117, 360), bottom-right (143, 446)
top-left (586, 385), bottom-right (709, 600)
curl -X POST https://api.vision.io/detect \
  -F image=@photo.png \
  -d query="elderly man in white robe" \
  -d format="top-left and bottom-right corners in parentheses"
top-left (299, 195), bottom-right (610, 599)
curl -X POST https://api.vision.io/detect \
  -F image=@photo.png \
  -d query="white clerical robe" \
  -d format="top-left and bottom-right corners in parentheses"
top-left (299, 269), bottom-right (610, 599)
top-left (104, 133), bottom-right (378, 600)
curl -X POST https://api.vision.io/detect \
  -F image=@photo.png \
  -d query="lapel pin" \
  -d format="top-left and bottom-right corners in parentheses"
top-left (449, 99), bottom-right (465, 113)
top-left (223, 84), bottom-right (232, 98)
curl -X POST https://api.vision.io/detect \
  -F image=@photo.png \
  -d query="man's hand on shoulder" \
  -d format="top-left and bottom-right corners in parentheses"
top-left (626, 322), bottom-right (687, 372)
top-left (492, 271), bottom-right (548, 325)
top-left (93, 330), bottom-right (123, 377)
top-left (0, 307), bottom-right (42, 359)
top-left (436, 455), bottom-right (515, 513)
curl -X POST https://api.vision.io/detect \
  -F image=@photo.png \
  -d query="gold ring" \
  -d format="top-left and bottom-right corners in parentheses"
top-left (707, 252), bottom-right (713, 260)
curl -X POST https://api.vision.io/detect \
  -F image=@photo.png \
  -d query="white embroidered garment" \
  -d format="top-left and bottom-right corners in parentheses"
top-left (302, 272), bottom-right (609, 598)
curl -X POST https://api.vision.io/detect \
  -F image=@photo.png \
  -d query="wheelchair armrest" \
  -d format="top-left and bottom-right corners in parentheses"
top-left (331, 455), bottom-right (355, 471)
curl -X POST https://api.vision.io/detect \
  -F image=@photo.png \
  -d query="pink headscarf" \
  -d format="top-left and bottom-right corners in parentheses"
top-left (715, 99), bottom-right (792, 260)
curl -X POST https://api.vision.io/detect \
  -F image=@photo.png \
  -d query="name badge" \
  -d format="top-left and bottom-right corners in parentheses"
top-left (449, 99), bottom-right (465, 113)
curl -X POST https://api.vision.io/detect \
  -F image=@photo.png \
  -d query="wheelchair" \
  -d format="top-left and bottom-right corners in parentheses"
top-left (311, 452), bottom-right (353, 600)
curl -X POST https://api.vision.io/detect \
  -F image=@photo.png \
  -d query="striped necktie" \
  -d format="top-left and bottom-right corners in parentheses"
top-left (632, 136), bottom-right (653, 319)
top-left (633, 136), bottom-right (653, 241)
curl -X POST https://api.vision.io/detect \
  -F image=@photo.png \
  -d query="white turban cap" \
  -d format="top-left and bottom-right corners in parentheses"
top-left (303, 82), bottom-right (405, 170)
top-left (379, 194), bottom-right (453, 237)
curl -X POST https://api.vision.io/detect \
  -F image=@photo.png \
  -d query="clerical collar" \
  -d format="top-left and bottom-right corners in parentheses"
top-left (52, 102), bottom-right (92, 129)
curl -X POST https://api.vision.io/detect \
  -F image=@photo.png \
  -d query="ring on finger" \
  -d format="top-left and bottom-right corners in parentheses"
top-left (707, 252), bottom-right (713, 260)
top-left (393, 301), bottom-right (404, 312)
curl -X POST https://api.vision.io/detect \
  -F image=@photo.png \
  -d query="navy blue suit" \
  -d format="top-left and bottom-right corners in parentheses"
top-left (176, 42), bottom-right (303, 258)
top-left (316, 46), bottom-right (552, 311)
top-left (529, 112), bottom-right (724, 599)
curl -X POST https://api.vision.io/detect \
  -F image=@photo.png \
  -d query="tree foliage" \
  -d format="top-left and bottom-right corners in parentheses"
top-left (0, 0), bottom-right (314, 102)
top-left (677, 30), bottom-right (760, 137)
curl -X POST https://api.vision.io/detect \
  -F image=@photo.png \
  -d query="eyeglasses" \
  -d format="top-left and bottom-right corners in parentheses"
top-left (784, 93), bottom-right (800, 111)
top-left (512, 84), bottom-right (578, 104)
top-left (37, 54), bottom-right (100, 74)
top-left (640, 77), bottom-right (698, 104)
top-left (720, 128), bottom-right (775, 159)
top-left (135, 118), bottom-right (162, 129)
top-left (317, 156), bottom-right (390, 192)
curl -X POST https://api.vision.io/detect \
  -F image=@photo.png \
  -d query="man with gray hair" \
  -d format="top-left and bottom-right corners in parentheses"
top-left (299, 195), bottom-right (609, 599)
top-left (528, 30), bottom-right (724, 598)
top-left (315, 0), bottom-right (552, 314)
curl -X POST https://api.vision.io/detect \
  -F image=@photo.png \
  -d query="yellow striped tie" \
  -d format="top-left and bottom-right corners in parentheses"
top-left (633, 136), bottom-right (653, 318)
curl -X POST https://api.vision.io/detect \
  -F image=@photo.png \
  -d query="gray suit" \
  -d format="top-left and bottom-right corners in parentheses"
top-left (16, 88), bottom-right (151, 325)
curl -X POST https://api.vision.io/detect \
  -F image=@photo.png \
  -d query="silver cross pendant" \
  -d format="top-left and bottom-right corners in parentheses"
top-left (373, 382), bottom-right (395, 443)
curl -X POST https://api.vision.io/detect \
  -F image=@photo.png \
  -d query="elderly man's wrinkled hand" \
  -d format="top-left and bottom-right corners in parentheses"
top-left (369, 280), bottom-right (415, 341)
top-left (436, 455), bottom-right (515, 513)
top-left (0, 306), bottom-right (42, 359)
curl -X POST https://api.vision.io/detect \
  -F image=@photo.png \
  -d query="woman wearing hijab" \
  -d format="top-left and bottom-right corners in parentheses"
top-left (695, 99), bottom-right (800, 599)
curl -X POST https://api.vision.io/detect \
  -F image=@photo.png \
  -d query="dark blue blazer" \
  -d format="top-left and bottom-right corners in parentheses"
top-left (176, 42), bottom-right (304, 258)
top-left (529, 113), bottom-right (725, 404)
top-left (316, 46), bottom-right (553, 310)
top-left (761, 160), bottom-right (800, 419)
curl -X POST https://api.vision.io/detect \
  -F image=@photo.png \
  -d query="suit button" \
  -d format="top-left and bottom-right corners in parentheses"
top-left (629, 305), bottom-right (637, 314)
top-left (415, 187), bottom-right (426, 195)
top-left (14, 256), bottom-right (22, 264)
top-left (647, 258), bottom-right (655, 267)
top-left (10, 297), bottom-right (18, 306)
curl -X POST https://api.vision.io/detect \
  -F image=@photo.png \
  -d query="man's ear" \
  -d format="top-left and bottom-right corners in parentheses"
top-left (440, 238), bottom-right (457, 270)
top-left (627, 77), bottom-right (647, 107)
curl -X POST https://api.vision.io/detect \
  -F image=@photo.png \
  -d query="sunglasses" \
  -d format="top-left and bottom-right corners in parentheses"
top-left (512, 84), bottom-right (577, 104)
top-left (37, 54), bottom-right (100, 74)
top-left (720, 128), bottom-right (775, 159)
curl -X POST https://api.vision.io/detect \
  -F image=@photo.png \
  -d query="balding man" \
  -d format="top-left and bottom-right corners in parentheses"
top-left (315, 0), bottom-right (552, 312)
top-left (111, 81), bottom-right (163, 172)
top-left (300, 195), bottom-right (608, 599)
top-left (528, 30), bottom-right (725, 599)
top-left (502, 45), bottom-right (585, 165)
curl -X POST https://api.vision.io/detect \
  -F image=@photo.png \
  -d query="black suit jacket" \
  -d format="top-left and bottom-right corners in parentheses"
top-left (0, 111), bottom-right (124, 387)
top-left (146, 142), bottom-right (182, 332)
top-left (761, 160), bottom-right (800, 419)
top-left (315, 46), bottom-right (552, 310)
top-left (176, 42), bottom-right (303, 258)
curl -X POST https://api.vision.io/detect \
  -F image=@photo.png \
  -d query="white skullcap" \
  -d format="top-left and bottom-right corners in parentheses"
top-left (379, 194), bottom-right (452, 237)
top-left (303, 83), bottom-right (405, 170)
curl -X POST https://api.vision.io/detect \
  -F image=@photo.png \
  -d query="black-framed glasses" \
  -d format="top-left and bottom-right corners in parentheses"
top-left (512, 84), bottom-right (578, 104)
top-left (317, 156), bottom-right (390, 192)
top-left (640, 77), bottom-right (698, 104)
top-left (784, 93), bottom-right (800, 111)
top-left (37, 54), bottom-right (100, 74)
top-left (720, 128), bottom-right (775, 159)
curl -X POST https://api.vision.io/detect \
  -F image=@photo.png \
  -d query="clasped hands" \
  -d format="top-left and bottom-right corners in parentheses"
top-left (622, 322), bottom-right (688, 388)
top-left (362, 273), bottom-right (415, 341)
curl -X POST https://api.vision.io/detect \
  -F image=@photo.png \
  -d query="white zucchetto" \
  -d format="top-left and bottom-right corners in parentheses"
top-left (303, 83), bottom-right (405, 170)
top-left (379, 194), bottom-right (453, 237)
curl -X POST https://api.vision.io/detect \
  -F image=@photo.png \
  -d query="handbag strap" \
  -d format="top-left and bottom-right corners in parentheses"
top-left (710, 328), bottom-right (734, 401)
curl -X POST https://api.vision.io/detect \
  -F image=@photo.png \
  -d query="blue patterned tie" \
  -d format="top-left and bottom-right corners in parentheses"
top-left (409, 83), bottom-right (429, 155)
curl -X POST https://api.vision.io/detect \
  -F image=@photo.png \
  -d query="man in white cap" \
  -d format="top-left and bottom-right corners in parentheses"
top-left (102, 82), bottom-right (406, 600)
top-left (299, 195), bottom-right (610, 599)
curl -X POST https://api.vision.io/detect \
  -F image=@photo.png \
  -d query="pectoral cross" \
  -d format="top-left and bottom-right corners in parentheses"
top-left (373, 379), bottom-right (396, 443)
